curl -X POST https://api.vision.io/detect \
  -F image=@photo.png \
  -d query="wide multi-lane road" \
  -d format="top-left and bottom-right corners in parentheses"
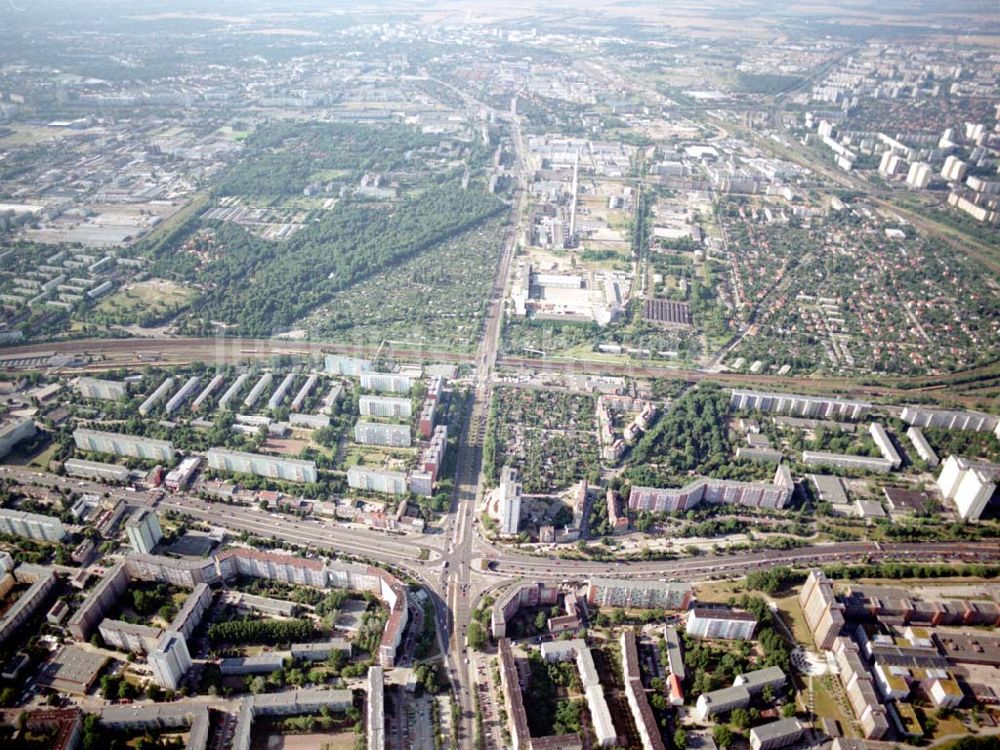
top-left (483, 541), bottom-right (1000, 580)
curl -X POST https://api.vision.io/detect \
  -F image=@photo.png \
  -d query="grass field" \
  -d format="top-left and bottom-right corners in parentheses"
top-left (693, 580), bottom-right (744, 603)
top-left (28, 443), bottom-right (60, 470)
top-left (253, 732), bottom-right (357, 750)
top-left (803, 673), bottom-right (858, 737)
top-left (218, 125), bottom-right (250, 141)
top-left (773, 594), bottom-right (812, 646)
top-left (0, 124), bottom-right (66, 146)
top-left (94, 278), bottom-right (193, 321)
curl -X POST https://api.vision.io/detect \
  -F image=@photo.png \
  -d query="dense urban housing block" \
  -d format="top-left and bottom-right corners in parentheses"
top-left (730, 389), bottom-right (871, 420)
top-left (73, 428), bottom-right (175, 462)
top-left (628, 465), bottom-right (793, 513)
top-left (76, 377), bottom-right (127, 401)
top-left (206, 448), bottom-right (318, 483)
top-left (621, 629), bottom-right (666, 750)
top-left (586, 579), bottom-right (692, 610)
top-left (686, 606), bottom-right (758, 640)
top-left (799, 570), bottom-right (846, 649)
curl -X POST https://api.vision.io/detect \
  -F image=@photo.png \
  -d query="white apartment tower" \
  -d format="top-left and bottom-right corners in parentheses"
top-left (906, 162), bottom-right (933, 189)
top-left (149, 630), bottom-right (192, 689)
top-left (941, 155), bottom-right (968, 182)
top-left (936, 455), bottom-right (998, 521)
top-left (878, 151), bottom-right (903, 176)
top-left (126, 508), bottom-right (164, 554)
top-left (498, 466), bottom-right (522, 536)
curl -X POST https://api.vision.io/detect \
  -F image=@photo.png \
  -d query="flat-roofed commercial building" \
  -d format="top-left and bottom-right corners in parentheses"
top-left (74, 428), bottom-right (175, 462)
top-left (35, 646), bottom-right (108, 695)
top-left (165, 456), bottom-right (200, 490)
top-left (206, 448), bottom-right (317, 483)
top-left (76, 377), bottom-right (127, 401)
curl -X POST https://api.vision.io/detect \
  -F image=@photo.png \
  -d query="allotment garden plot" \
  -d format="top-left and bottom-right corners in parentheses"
top-left (486, 387), bottom-right (599, 494)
